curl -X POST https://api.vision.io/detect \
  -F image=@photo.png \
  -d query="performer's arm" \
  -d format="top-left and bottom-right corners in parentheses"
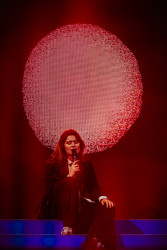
top-left (86, 161), bottom-right (102, 201)
top-left (46, 162), bottom-right (68, 193)
top-left (87, 162), bottom-right (115, 208)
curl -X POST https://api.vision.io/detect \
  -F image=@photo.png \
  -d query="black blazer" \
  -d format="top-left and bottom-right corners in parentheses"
top-left (38, 159), bottom-right (101, 218)
top-left (46, 159), bottom-right (101, 200)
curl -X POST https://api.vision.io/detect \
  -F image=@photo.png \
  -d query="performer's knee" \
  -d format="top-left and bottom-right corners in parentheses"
top-left (98, 203), bottom-right (115, 217)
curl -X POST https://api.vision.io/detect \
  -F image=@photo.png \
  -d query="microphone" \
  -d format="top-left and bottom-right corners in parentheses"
top-left (72, 149), bottom-right (79, 176)
top-left (72, 149), bottom-right (77, 162)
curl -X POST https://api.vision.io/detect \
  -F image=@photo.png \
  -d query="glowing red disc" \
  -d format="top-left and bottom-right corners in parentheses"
top-left (23, 24), bottom-right (143, 153)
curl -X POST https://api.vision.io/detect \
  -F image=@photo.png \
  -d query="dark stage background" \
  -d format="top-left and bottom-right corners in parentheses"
top-left (0, 0), bottom-right (167, 219)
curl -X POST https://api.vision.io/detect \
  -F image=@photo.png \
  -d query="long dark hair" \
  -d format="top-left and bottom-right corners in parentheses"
top-left (48, 129), bottom-right (85, 165)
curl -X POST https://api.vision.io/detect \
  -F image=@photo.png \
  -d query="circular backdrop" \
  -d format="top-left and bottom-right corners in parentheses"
top-left (23, 24), bottom-right (143, 153)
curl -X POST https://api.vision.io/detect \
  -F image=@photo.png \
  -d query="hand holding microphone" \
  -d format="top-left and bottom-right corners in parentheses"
top-left (69, 150), bottom-right (80, 177)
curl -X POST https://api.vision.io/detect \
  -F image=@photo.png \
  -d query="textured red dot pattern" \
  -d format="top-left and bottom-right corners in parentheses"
top-left (23, 24), bottom-right (143, 153)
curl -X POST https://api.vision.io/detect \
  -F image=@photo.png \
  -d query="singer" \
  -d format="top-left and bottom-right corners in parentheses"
top-left (38, 129), bottom-right (116, 249)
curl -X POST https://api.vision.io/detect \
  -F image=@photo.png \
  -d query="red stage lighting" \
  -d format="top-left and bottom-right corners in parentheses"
top-left (23, 24), bottom-right (143, 153)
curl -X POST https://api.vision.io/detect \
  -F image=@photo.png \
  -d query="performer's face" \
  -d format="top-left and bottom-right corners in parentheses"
top-left (64, 135), bottom-right (81, 158)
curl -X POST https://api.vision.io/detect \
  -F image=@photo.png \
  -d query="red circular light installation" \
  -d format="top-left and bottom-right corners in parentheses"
top-left (23, 24), bottom-right (143, 153)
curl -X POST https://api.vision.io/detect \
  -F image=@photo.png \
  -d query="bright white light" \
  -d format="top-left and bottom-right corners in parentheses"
top-left (23, 24), bottom-right (143, 153)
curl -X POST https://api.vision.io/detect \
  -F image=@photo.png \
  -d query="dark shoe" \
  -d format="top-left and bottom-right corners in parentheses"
top-left (82, 237), bottom-right (104, 249)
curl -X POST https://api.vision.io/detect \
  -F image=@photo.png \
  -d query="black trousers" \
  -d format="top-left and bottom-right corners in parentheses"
top-left (48, 177), bottom-right (116, 249)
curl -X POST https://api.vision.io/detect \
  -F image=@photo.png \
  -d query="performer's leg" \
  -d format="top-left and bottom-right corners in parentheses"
top-left (48, 177), bottom-right (78, 227)
top-left (73, 198), bottom-right (95, 234)
top-left (87, 203), bottom-right (116, 249)
top-left (75, 200), bottom-right (116, 249)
